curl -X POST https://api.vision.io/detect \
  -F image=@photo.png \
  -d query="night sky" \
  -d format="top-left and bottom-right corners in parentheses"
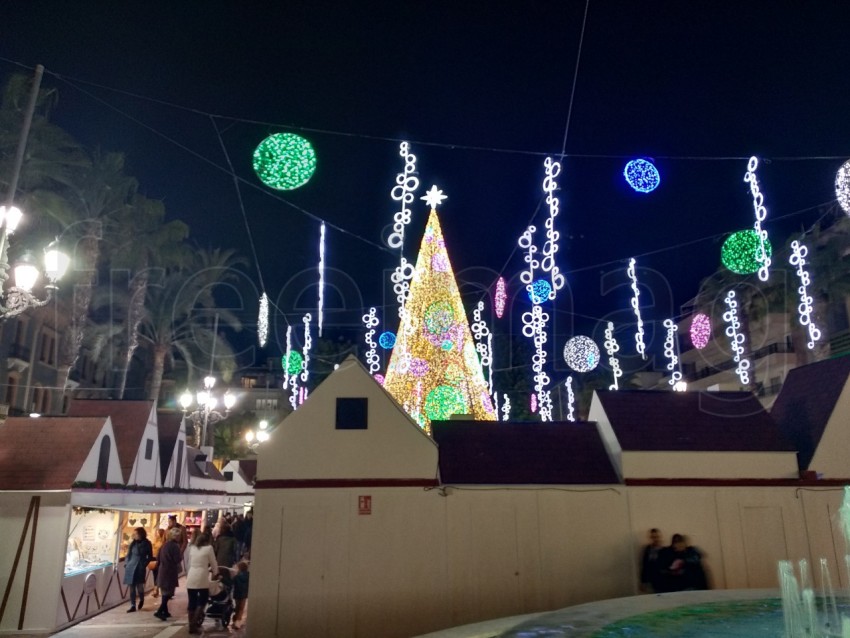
top-left (2, 2), bottom-right (850, 374)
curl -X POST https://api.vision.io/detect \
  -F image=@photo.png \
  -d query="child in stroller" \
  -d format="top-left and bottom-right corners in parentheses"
top-left (203, 568), bottom-right (234, 629)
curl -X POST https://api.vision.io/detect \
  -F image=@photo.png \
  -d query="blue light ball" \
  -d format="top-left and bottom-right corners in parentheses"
top-left (624, 159), bottom-right (660, 193)
top-left (378, 331), bottom-right (396, 349)
top-left (528, 279), bottom-right (552, 304)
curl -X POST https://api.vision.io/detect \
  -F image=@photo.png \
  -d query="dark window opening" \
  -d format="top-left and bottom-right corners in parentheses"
top-left (336, 398), bottom-right (368, 430)
top-left (144, 438), bottom-right (154, 460)
top-left (96, 436), bottom-right (111, 484)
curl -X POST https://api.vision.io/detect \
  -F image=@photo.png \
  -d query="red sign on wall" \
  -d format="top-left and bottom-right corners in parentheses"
top-left (358, 495), bottom-right (372, 515)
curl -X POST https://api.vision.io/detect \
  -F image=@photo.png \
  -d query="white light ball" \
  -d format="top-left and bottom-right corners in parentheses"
top-left (563, 336), bottom-right (600, 373)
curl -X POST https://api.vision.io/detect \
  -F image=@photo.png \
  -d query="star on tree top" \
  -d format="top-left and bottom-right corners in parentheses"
top-left (421, 185), bottom-right (447, 210)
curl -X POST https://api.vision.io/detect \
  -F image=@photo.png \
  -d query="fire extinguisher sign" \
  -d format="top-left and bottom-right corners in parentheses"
top-left (358, 495), bottom-right (372, 515)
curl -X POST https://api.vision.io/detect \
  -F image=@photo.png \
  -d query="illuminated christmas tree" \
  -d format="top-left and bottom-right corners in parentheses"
top-left (383, 186), bottom-right (497, 432)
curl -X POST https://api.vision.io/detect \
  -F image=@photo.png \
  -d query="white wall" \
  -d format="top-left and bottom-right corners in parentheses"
top-left (74, 419), bottom-right (124, 486)
top-left (808, 377), bottom-right (850, 478)
top-left (259, 358), bottom-right (438, 481)
top-left (622, 451), bottom-right (800, 479)
top-left (0, 492), bottom-right (70, 633)
top-left (125, 405), bottom-right (161, 488)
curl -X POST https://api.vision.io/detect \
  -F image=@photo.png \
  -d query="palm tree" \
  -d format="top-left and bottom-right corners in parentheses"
top-left (137, 248), bottom-right (246, 403)
top-left (106, 194), bottom-right (189, 398)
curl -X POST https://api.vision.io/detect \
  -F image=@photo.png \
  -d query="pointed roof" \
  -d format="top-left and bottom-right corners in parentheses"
top-left (156, 411), bottom-right (184, 484)
top-left (432, 420), bottom-right (620, 484)
top-left (383, 209), bottom-right (496, 431)
top-left (186, 447), bottom-right (225, 481)
top-left (771, 355), bottom-right (850, 469)
top-left (67, 400), bottom-right (155, 479)
top-left (0, 417), bottom-right (111, 489)
top-left (595, 390), bottom-right (794, 451)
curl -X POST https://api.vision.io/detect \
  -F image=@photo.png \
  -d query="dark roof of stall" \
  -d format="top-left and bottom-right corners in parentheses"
top-left (431, 420), bottom-right (620, 484)
top-left (595, 390), bottom-right (795, 452)
top-left (771, 355), bottom-right (850, 469)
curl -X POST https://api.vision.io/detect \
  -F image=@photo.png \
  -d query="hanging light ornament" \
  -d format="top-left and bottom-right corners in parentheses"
top-left (258, 292), bottom-right (269, 347)
top-left (565, 376), bottom-right (576, 422)
top-left (388, 142), bottom-right (420, 329)
top-left (721, 230), bottom-right (773, 275)
top-left (541, 157), bottom-right (566, 299)
top-left (282, 349), bottom-right (303, 377)
top-left (362, 307), bottom-right (380, 375)
top-left (472, 301), bottom-right (494, 397)
top-left (528, 279), bottom-right (552, 304)
top-left (299, 314), bottom-right (312, 404)
top-left (530, 393), bottom-right (538, 414)
top-left (627, 258), bottom-right (647, 359)
top-left (603, 322), bottom-right (622, 390)
top-left (835, 159), bottom-right (850, 215)
top-left (317, 222), bottom-right (326, 337)
top-left (253, 133), bottom-right (316, 190)
top-left (663, 319), bottom-right (683, 388)
top-left (723, 291), bottom-right (750, 386)
top-left (624, 159), bottom-right (660, 193)
top-left (494, 277), bottom-right (507, 319)
top-left (563, 335), bottom-right (600, 373)
top-left (501, 393), bottom-right (511, 421)
top-left (379, 331), bottom-right (396, 349)
top-left (743, 156), bottom-right (771, 281)
top-left (689, 313), bottom-right (711, 350)
top-left (284, 326), bottom-right (299, 410)
top-left (789, 240), bottom-right (822, 349)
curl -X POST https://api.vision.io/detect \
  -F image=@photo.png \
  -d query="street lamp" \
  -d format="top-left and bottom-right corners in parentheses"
top-left (0, 64), bottom-right (71, 319)
top-left (245, 419), bottom-right (271, 450)
top-left (179, 375), bottom-right (237, 450)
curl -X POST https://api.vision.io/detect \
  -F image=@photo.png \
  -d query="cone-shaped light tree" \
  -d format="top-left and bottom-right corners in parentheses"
top-left (383, 187), bottom-right (497, 432)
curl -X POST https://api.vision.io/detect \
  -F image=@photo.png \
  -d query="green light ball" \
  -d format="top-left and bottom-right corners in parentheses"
top-left (424, 301), bottom-right (455, 336)
top-left (424, 385), bottom-right (468, 421)
top-left (282, 351), bottom-right (303, 375)
top-left (721, 229), bottom-right (773, 275)
top-left (253, 133), bottom-right (317, 190)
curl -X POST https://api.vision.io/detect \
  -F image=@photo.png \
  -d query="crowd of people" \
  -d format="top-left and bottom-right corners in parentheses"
top-left (124, 510), bottom-right (252, 633)
top-left (639, 528), bottom-right (710, 593)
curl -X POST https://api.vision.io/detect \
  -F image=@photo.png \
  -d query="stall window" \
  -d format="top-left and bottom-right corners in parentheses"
top-left (336, 398), bottom-right (368, 429)
top-left (96, 436), bottom-right (111, 484)
top-left (144, 438), bottom-right (154, 460)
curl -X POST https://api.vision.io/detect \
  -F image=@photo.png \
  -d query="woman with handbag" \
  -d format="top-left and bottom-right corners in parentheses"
top-left (124, 527), bottom-right (153, 612)
top-left (153, 528), bottom-right (183, 621)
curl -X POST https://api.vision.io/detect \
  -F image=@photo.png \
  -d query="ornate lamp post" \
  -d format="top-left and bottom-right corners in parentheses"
top-left (179, 376), bottom-right (236, 450)
top-left (0, 64), bottom-right (71, 319)
top-left (244, 418), bottom-right (270, 450)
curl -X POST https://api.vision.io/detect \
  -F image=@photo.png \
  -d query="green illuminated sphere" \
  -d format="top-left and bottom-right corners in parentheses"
top-left (721, 229), bottom-right (773, 275)
top-left (253, 133), bottom-right (317, 190)
top-left (424, 301), bottom-right (455, 336)
top-left (425, 385), bottom-right (468, 422)
top-left (282, 351), bottom-right (304, 375)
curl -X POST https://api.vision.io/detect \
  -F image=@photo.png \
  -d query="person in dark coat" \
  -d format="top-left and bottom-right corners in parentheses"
top-left (213, 522), bottom-right (238, 568)
top-left (154, 528), bottom-right (183, 620)
top-left (658, 533), bottom-right (709, 592)
top-left (639, 528), bottom-right (665, 593)
top-left (124, 527), bottom-right (153, 612)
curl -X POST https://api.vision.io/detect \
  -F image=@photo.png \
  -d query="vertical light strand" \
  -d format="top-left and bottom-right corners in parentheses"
top-left (565, 376), bottom-right (576, 422)
top-left (300, 313), bottom-right (312, 404)
top-left (362, 307), bottom-right (380, 375)
top-left (519, 223), bottom-right (552, 421)
top-left (627, 258), bottom-right (647, 359)
top-left (663, 319), bottom-right (682, 388)
top-left (317, 222), bottom-right (326, 337)
top-left (286, 325), bottom-right (299, 410)
top-left (501, 394), bottom-right (511, 422)
top-left (603, 322), bottom-right (622, 390)
top-left (494, 276), bottom-right (507, 319)
top-left (472, 301), bottom-right (494, 400)
top-left (723, 291), bottom-right (750, 386)
top-left (744, 156), bottom-right (772, 282)
top-left (282, 325), bottom-right (292, 391)
top-left (789, 240), bottom-right (822, 349)
top-left (258, 292), bottom-right (269, 347)
top-left (388, 142), bottom-right (419, 331)
top-left (541, 157), bottom-right (566, 300)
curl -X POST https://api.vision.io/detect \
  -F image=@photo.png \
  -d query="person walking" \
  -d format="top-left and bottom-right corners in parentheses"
top-left (213, 522), bottom-right (238, 568)
top-left (230, 561), bottom-right (250, 631)
top-left (150, 528), bottom-right (165, 598)
top-left (153, 528), bottom-right (183, 621)
top-left (185, 531), bottom-right (219, 634)
top-left (124, 527), bottom-right (153, 612)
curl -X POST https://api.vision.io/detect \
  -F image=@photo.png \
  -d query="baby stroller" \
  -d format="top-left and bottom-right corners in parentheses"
top-left (203, 570), bottom-right (234, 629)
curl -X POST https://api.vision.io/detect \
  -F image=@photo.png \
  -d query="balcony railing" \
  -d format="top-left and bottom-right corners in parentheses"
top-left (684, 341), bottom-right (794, 382)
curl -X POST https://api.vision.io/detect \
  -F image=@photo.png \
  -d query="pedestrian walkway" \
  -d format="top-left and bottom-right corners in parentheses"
top-left (21, 578), bottom-right (248, 638)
